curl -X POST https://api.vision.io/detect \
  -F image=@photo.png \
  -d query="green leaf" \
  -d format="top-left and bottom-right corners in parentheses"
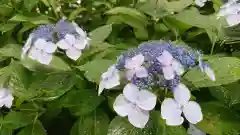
top-left (0, 44), bottom-right (22, 59)
top-left (17, 121), bottom-right (47, 135)
top-left (107, 111), bottom-right (168, 135)
top-left (8, 61), bottom-right (33, 99)
top-left (164, 0), bottom-right (193, 12)
top-left (24, 0), bottom-right (39, 11)
top-left (106, 7), bottom-right (147, 21)
top-left (10, 14), bottom-right (51, 25)
top-left (173, 7), bottom-right (218, 29)
top-left (0, 23), bottom-right (18, 33)
top-left (77, 59), bottom-right (115, 82)
top-left (57, 88), bottom-right (104, 116)
top-left (1, 111), bottom-right (37, 129)
top-left (184, 57), bottom-right (240, 88)
top-left (163, 126), bottom-right (187, 135)
top-left (0, 66), bottom-right (12, 87)
top-left (137, 0), bottom-right (170, 19)
top-left (21, 56), bottom-right (70, 72)
top-left (133, 27), bottom-right (148, 39)
top-left (196, 102), bottom-right (240, 135)
top-left (70, 109), bottom-right (109, 135)
top-left (68, 7), bottom-right (87, 21)
top-left (0, 126), bottom-right (12, 135)
top-left (28, 72), bottom-right (77, 101)
top-left (89, 24), bottom-right (112, 44)
top-left (209, 82), bottom-right (240, 106)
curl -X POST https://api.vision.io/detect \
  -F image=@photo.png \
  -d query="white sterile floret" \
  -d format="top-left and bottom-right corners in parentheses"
top-left (125, 54), bottom-right (148, 80)
top-left (56, 22), bottom-right (89, 61)
top-left (195, 0), bottom-right (207, 7)
top-left (161, 83), bottom-right (203, 126)
top-left (98, 65), bottom-right (120, 95)
top-left (217, 3), bottom-right (240, 26)
top-left (157, 50), bottom-right (184, 80)
top-left (187, 124), bottom-right (206, 135)
top-left (0, 88), bottom-right (14, 108)
top-left (198, 56), bottom-right (216, 81)
top-left (21, 34), bottom-right (34, 59)
top-left (113, 83), bottom-right (157, 128)
top-left (28, 38), bottom-right (57, 65)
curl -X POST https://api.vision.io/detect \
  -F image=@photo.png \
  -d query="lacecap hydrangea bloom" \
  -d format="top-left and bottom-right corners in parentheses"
top-left (21, 18), bottom-right (90, 65)
top-left (98, 41), bottom-right (215, 128)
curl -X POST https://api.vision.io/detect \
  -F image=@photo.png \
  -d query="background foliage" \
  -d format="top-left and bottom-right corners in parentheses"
top-left (0, 0), bottom-right (240, 134)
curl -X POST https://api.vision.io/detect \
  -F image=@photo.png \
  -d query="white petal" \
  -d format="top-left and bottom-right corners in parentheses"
top-left (183, 101), bottom-right (203, 124)
top-left (28, 47), bottom-right (40, 60)
top-left (136, 90), bottom-right (157, 111)
top-left (21, 34), bottom-right (33, 59)
top-left (4, 95), bottom-right (13, 108)
top-left (113, 94), bottom-right (131, 117)
top-left (38, 52), bottom-right (52, 65)
top-left (44, 42), bottom-right (57, 53)
top-left (226, 14), bottom-right (240, 27)
top-left (65, 34), bottom-right (76, 45)
top-left (125, 54), bottom-right (145, 69)
top-left (157, 50), bottom-right (173, 66)
top-left (171, 59), bottom-right (184, 76)
top-left (195, 0), bottom-right (205, 7)
top-left (128, 106), bottom-right (149, 128)
top-left (198, 56), bottom-right (204, 72)
top-left (66, 47), bottom-right (82, 60)
top-left (98, 81), bottom-right (105, 96)
top-left (56, 39), bottom-right (71, 49)
top-left (123, 83), bottom-right (139, 103)
top-left (204, 66), bottom-right (216, 81)
top-left (72, 22), bottom-right (87, 36)
top-left (162, 66), bottom-right (175, 80)
top-left (104, 74), bottom-right (120, 89)
top-left (34, 38), bottom-right (47, 50)
top-left (135, 66), bottom-right (148, 78)
top-left (165, 117), bottom-right (184, 126)
top-left (188, 124), bottom-right (206, 135)
top-left (126, 70), bottom-right (135, 80)
top-left (161, 98), bottom-right (182, 120)
top-left (74, 37), bottom-right (87, 50)
top-left (173, 83), bottom-right (191, 106)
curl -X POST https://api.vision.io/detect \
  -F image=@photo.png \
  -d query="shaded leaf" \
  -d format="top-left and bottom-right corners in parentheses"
top-left (78, 59), bottom-right (115, 82)
top-left (89, 24), bottom-right (112, 44)
top-left (71, 109), bottom-right (109, 135)
top-left (196, 102), bottom-right (240, 135)
top-left (17, 121), bottom-right (47, 135)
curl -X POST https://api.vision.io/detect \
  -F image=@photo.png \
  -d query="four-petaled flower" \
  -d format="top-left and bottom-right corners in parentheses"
top-left (0, 88), bottom-right (14, 108)
top-left (113, 83), bottom-right (157, 128)
top-left (98, 65), bottom-right (120, 95)
top-left (187, 124), bottom-right (206, 135)
top-left (161, 83), bottom-right (203, 126)
top-left (56, 22), bottom-right (89, 60)
top-left (157, 50), bottom-right (184, 80)
top-left (125, 54), bottom-right (148, 80)
top-left (28, 38), bottom-right (57, 65)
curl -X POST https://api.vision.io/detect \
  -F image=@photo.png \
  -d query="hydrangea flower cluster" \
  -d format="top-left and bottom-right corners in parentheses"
top-left (98, 41), bottom-right (216, 128)
top-left (21, 18), bottom-right (90, 65)
top-left (217, 0), bottom-right (240, 27)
